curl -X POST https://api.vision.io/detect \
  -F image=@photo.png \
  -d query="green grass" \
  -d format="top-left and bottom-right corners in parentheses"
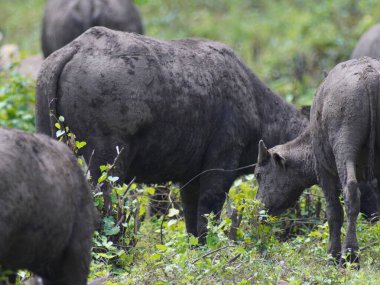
top-left (1, 0), bottom-right (45, 54)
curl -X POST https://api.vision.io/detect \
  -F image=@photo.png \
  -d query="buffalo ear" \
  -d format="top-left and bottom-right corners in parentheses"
top-left (258, 140), bottom-right (269, 164)
top-left (273, 152), bottom-right (286, 169)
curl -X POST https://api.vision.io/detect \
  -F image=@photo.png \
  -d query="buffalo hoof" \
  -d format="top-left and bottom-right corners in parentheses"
top-left (328, 253), bottom-right (341, 266)
top-left (339, 250), bottom-right (360, 270)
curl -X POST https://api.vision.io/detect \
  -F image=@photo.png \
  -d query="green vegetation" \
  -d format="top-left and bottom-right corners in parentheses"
top-left (0, 64), bottom-right (35, 131)
top-left (2, 0), bottom-right (380, 284)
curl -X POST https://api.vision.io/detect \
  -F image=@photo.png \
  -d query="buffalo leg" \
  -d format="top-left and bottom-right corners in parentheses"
top-left (180, 181), bottom-right (199, 237)
top-left (42, 226), bottom-right (92, 285)
top-left (358, 181), bottom-right (379, 222)
top-left (197, 171), bottom-right (236, 243)
top-left (318, 167), bottom-right (343, 262)
top-left (339, 160), bottom-right (360, 266)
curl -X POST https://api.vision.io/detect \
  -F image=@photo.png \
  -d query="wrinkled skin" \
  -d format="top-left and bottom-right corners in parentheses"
top-left (257, 57), bottom-right (380, 266)
top-left (41, 0), bottom-right (144, 57)
top-left (0, 128), bottom-right (95, 285)
top-left (351, 24), bottom-right (380, 59)
top-left (36, 27), bottom-right (309, 241)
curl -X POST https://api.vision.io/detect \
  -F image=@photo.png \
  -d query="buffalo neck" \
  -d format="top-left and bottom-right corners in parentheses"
top-left (284, 128), bottom-right (318, 187)
top-left (253, 81), bottom-right (308, 148)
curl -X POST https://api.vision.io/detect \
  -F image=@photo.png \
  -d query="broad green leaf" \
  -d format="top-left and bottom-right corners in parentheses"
top-left (156, 244), bottom-right (168, 251)
top-left (145, 187), bottom-right (156, 195)
top-left (98, 173), bottom-right (107, 183)
top-left (149, 253), bottom-right (161, 261)
top-left (75, 141), bottom-right (87, 149)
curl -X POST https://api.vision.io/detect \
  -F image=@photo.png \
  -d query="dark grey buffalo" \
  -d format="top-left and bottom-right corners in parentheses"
top-left (36, 26), bottom-right (309, 241)
top-left (0, 127), bottom-right (95, 284)
top-left (256, 57), bottom-right (380, 265)
top-left (41, 0), bottom-right (144, 57)
top-left (351, 24), bottom-right (380, 59)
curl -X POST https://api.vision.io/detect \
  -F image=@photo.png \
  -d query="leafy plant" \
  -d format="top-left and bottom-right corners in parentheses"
top-left (0, 63), bottom-right (35, 131)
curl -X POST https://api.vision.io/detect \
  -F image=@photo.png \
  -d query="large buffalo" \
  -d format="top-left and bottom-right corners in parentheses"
top-left (36, 26), bottom-right (310, 241)
top-left (255, 57), bottom-right (380, 265)
top-left (41, 0), bottom-right (144, 57)
top-left (0, 127), bottom-right (95, 284)
top-left (351, 24), bottom-right (380, 59)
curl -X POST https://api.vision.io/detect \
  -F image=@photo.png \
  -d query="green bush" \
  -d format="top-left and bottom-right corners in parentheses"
top-left (0, 64), bottom-right (35, 131)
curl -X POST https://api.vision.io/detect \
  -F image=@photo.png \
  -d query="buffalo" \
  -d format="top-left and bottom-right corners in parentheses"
top-left (0, 127), bottom-right (95, 284)
top-left (36, 26), bottom-right (310, 241)
top-left (41, 0), bottom-right (144, 57)
top-left (256, 57), bottom-right (380, 265)
top-left (351, 24), bottom-right (380, 59)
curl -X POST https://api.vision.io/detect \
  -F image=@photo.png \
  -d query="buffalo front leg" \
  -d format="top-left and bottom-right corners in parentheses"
top-left (197, 172), bottom-right (236, 243)
top-left (180, 181), bottom-right (200, 237)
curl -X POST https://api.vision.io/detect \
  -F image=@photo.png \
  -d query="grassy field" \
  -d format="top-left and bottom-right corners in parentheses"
top-left (2, 0), bottom-right (380, 284)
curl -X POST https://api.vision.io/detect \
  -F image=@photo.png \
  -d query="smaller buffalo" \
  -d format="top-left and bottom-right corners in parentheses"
top-left (41, 0), bottom-right (144, 57)
top-left (351, 24), bottom-right (380, 59)
top-left (0, 128), bottom-right (95, 284)
top-left (255, 57), bottom-right (380, 266)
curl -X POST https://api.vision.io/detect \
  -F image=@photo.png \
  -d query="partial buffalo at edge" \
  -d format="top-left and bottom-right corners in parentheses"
top-left (41, 0), bottom-right (144, 57)
top-left (351, 24), bottom-right (380, 59)
top-left (0, 127), bottom-right (96, 285)
top-left (256, 57), bottom-right (380, 266)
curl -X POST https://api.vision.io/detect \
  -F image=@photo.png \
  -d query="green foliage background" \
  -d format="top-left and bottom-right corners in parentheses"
top-left (2, 0), bottom-right (380, 284)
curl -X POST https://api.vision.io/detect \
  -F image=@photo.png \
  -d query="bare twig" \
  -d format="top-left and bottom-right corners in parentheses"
top-left (85, 149), bottom-right (95, 178)
top-left (103, 147), bottom-right (125, 215)
top-left (122, 176), bottom-right (136, 200)
top-left (180, 164), bottom-right (256, 191)
top-left (225, 253), bottom-right (242, 267)
top-left (192, 245), bottom-right (235, 264)
top-left (160, 207), bottom-right (169, 244)
top-left (360, 241), bottom-right (379, 251)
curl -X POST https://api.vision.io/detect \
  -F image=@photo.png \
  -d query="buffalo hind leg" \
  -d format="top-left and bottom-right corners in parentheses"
top-left (42, 226), bottom-right (92, 285)
top-left (339, 160), bottom-right (360, 267)
top-left (318, 167), bottom-right (343, 263)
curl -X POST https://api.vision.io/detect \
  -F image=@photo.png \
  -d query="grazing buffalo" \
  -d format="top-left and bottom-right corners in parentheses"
top-left (351, 24), bottom-right (380, 59)
top-left (41, 0), bottom-right (144, 57)
top-left (256, 57), bottom-right (380, 265)
top-left (36, 26), bottom-right (310, 241)
top-left (0, 127), bottom-right (95, 284)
